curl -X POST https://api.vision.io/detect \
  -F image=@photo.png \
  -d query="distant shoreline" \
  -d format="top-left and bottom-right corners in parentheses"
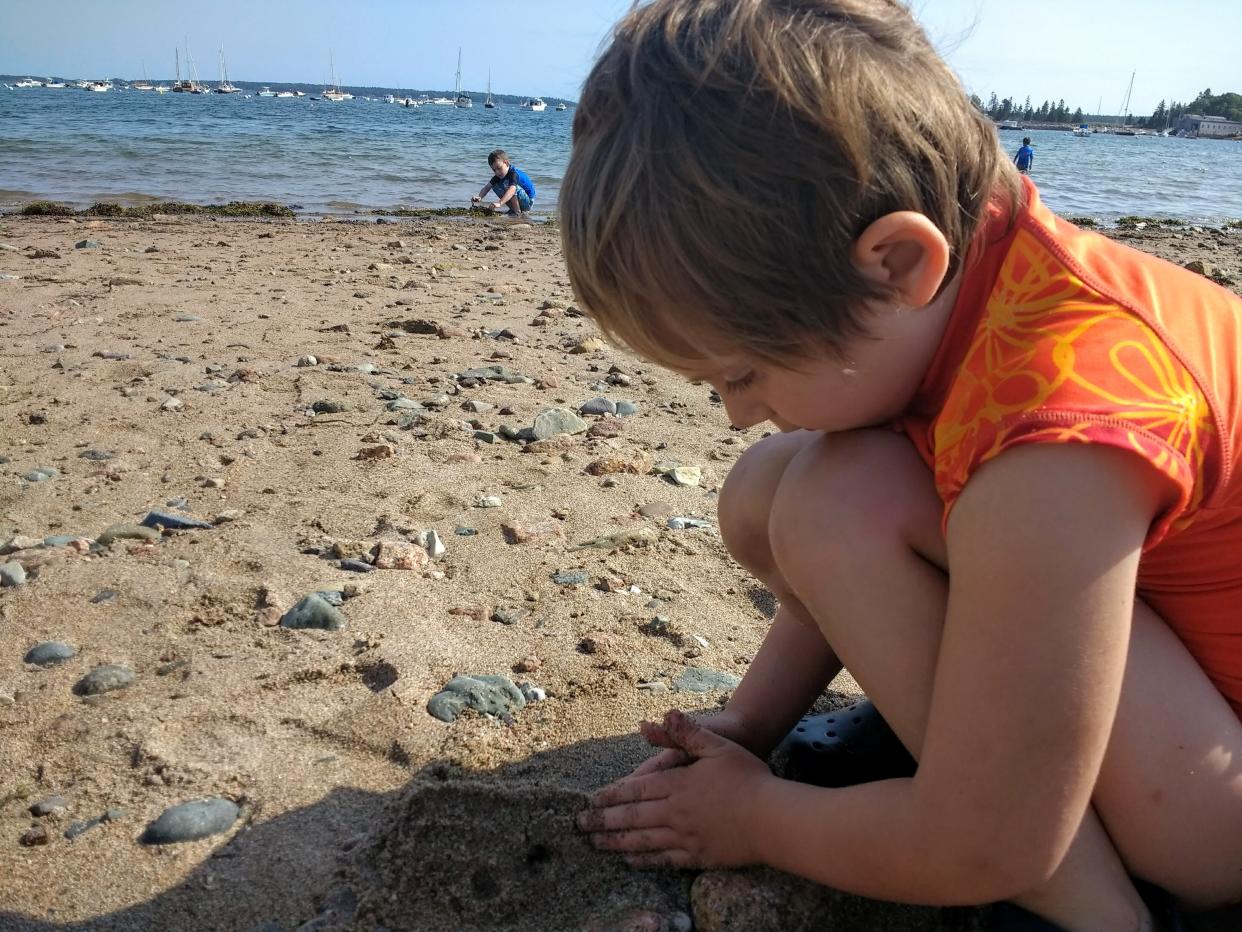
top-left (6, 199), bottom-right (1239, 231)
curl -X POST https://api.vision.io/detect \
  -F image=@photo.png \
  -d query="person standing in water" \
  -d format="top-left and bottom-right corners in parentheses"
top-left (1015, 136), bottom-right (1035, 174)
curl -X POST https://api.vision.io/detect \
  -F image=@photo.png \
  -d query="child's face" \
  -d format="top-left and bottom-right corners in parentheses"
top-left (679, 300), bottom-right (948, 433)
top-left (490, 159), bottom-right (510, 176)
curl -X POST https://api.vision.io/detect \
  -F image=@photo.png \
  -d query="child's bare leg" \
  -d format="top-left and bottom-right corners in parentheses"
top-left (723, 429), bottom-right (1242, 929)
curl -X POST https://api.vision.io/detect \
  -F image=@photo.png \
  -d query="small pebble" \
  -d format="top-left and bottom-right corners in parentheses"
top-left (29, 796), bottom-right (67, 817)
top-left (0, 562), bottom-right (26, 587)
top-left (91, 589), bottom-right (119, 604)
top-left (280, 594), bottom-right (346, 631)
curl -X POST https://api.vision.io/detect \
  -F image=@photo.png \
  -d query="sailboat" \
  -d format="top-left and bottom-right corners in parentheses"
top-left (1114, 71), bottom-right (1138, 136)
top-left (215, 48), bottom-right (242, 93)
top-left (170, 45), bottom-right (203, 93)
top-left (322, 50), bottom-right (353, 101)
top-left (484, 69), bottom-right (495, 108)
top-left (132, 61), bottom-right (154, 91)
top-left (454, 49), bottom-right (472, 107)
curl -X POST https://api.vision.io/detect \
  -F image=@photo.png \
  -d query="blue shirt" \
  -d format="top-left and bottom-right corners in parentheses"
top-left (1014, 145), bottom-right (1034, 171)
top-left (490, 166), bottom-right (536, 201)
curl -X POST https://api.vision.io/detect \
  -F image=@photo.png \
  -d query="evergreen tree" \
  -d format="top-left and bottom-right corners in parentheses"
top-left (987, 92), bottom-right (999, 116)
top-left (1072, 107), bottom-right (1084, 124)
top-left (969, 93), bottom-right (984, 112)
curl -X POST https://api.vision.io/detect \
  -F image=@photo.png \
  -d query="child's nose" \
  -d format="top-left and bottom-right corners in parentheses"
top-left (722, 394), bottom-right (773, 430)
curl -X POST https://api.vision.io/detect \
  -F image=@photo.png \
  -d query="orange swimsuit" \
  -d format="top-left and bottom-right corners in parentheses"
top-left (899, 179), bottom-right (1242, 715)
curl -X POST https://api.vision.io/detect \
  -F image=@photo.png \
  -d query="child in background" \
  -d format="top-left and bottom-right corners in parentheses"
top-left (561, 1), bottom-right (1242, 929)
top-left (472, 149), bottom-right (536, 215)
top-left (1015, 136), bottom-right (1035, 173)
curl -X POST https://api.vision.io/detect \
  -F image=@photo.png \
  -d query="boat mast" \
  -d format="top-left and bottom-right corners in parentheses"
top-left (456, 49), bottom-right (462, 96)
top-left (175, 48), bottom-right (180, 83)
top-left (1120, 70), bottom-right (1135, 127)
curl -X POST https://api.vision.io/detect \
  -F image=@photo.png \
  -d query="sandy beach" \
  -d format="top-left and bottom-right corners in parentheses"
top-left (1, 211), bottom-right (1240, 932)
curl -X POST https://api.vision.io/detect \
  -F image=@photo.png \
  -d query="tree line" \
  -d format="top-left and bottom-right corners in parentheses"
top-left (968, 88), bottom-right (1240, 127)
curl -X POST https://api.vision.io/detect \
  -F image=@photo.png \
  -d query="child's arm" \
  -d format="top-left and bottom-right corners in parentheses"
top-left (472, 182), bottom-right (492, 202)
top-left (494, 183), bottom-right (518, 209)
top-left (583, 443), bottom-right (1167, 904)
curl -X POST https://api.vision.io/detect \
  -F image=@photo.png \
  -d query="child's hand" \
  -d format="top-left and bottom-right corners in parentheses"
top-left (470, 195), bottom-right (481, 204)
top-left (577, 709), bottom-right (773, 869)
top-left (630, 709), bottom-right (752, 776)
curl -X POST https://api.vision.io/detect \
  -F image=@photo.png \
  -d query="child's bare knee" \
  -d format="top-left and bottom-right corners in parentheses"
top-left (719, 431), bottom-right (818, 579)
top-left (769, 430), bottom-right (928, 571)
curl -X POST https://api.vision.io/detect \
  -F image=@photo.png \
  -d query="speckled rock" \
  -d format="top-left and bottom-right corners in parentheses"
top-left (673, 667), bottom-right (740, 693)
top-left (73, 664), bottom-right (135, 696)
top-left (0, 562), bottom-right (26, 587)
top-left (426, 674), bottom-right (526, 722)
top-left (97, 523), bottom-right (161, 546)
top-left (280, 594), bottom-right (346, 630)
top-left (140, 797), bottom-right (239, 845)
top-left (532, 407), bottom-right (588, 440)
top-left (140, 510), bottom-right (214, 531)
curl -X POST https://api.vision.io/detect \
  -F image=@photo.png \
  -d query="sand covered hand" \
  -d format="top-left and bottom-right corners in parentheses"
top-left (577, 709), bottom-right (772, 869)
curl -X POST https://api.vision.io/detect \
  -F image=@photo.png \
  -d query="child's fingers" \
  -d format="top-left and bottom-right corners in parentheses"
top-left (638, 720), bottom-right (677, 749)
top-left (630, 749), bottom-right (692, 777)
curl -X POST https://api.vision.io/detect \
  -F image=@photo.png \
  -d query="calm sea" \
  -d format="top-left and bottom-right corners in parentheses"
top-left (1, 86), bottom-right (1241, 222)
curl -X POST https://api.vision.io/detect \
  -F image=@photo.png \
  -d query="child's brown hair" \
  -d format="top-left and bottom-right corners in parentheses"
top-left (560, 0), bottom-right (1021, 368)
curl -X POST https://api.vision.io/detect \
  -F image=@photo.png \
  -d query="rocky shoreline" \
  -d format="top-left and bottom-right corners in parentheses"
top-left (0, 212), bottom-right (1239, 931)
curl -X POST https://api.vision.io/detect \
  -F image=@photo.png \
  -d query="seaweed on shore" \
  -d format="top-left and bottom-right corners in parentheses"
top-left (18, 200), bottom-right (76, 216)
top-left (369, 207), bottom-right (480, 218)
top-left (13, 200), bottom-right (296, 219)
top-left (1115, 215), bottom-right (1187, 229)
top-left (1067, 216), bottom-right (1098, 228)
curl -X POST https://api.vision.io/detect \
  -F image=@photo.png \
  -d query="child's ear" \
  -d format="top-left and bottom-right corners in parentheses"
top-left (850, 212), bottom-right (951, 308)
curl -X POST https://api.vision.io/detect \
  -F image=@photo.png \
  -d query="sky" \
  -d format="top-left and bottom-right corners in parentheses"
top-left (1, 0), bottom-right (1237, 114)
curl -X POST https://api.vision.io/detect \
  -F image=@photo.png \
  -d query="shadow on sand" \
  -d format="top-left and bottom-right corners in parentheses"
top-left (3, 726), bottom-right (1239, 932)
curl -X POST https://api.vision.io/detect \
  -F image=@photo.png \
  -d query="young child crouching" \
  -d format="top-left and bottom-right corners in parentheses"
top-left (561, 1), bottom-right (1242, 929)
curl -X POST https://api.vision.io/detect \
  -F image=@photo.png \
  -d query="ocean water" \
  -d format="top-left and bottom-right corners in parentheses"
top-left (1, 87), bottom-right (1241, 222)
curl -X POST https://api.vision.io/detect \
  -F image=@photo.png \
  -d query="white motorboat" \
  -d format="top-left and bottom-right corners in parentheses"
top-left (1073, 124), bottom-right (1091, 137)
top-left (520, 97), bottom-right (546, 111)
top-left (258, 87), bottom-right (277, 97)
top-left (15, 78), bottom-right (41, 88)
top-left (556, 101), bottom-right (567, 111)
top-left (87, 81), bottom-right (112, 92)
top-left (44, 81), bottom-right (67, 89)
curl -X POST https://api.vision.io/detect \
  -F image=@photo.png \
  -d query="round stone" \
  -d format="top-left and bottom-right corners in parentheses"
top-left (140, 797), bottom-right (239, 845)
top-left (73, 664), bottom-right (135, 696)
top-left (24, 641), bottom-right (76, 666)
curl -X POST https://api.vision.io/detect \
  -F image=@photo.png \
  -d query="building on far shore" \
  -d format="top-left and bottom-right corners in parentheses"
top-left (1173, 114), bottom-right (1242, 138)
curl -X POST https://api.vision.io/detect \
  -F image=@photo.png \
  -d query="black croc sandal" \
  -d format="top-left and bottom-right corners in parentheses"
top-left (774, 698), bottom-right (916, 788)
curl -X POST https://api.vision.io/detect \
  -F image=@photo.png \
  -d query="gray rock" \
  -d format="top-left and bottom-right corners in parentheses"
top-left (75, 239), bottom-right (101, 249)
top-left (280, 594), bottom-right (346, 631)
top-left (24, 466), bottom-right (59, 482)
top-left (668, 516), bottom-right (713, 530)
top-left (532, 407), bottom-right (588, 440)
top-left (44, 534), bottom-right (84, 547)
top-left (615, 401), bottom-right (640, 417)
top-left (457, 365), bottom-right (529, 384)
top-left (91, 589), bottom-right (119, 604)
top-left (314, 590), bottom-right (345, 607)
top-left (426, 675), bottom-right (526, 723)
top-left (73, 664), bottom-right (136, 696)
top-left (673, 667), bottom-right (741, 693)
top-left (415, 529), bottom-right (446, 559)
top-left (1, 534), bottom-right (42, 554)
top-left (473, 430), bottom-right (497, 443)
top-left (98, 523), bottom-right (161, 546)
top-left (551, 569), bottom-right (589, 586)
top-left (454, 526), bottom-right (478, 536)
top-left (463, 400), bottom-right (493, 413)
top-left (311, 400), bottom-right (348, 414)
top-left (140, 510), bottom-right (213, 531)
top-left (386, 397), bottom-right (425, 412)
top-left (104, 808), bottom-right (126, 822)
top-left (24, 641), bottom-right (76, 666)
top-left (579, 397), bottom-right (617, 416)
top-left (140, 797), bottom-right (239, 845)
top-left (0, 562), bottom-right (26, 587)
top-left (79, 449), bottom-right (114, 461)
top-left (30, 796), bottom-right (67, 817)
top-left (339, 559), bottom-right (374, 573)
top-left (160, 396), bottom-right (183, 412)
top-left (491, 608), bottom-right (523, 626)
top-left (65, 818), bottom-right (105, 841)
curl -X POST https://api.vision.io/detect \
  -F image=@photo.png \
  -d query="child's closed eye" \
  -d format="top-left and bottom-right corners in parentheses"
top-left (723, 371), bottom-right (757, 393)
